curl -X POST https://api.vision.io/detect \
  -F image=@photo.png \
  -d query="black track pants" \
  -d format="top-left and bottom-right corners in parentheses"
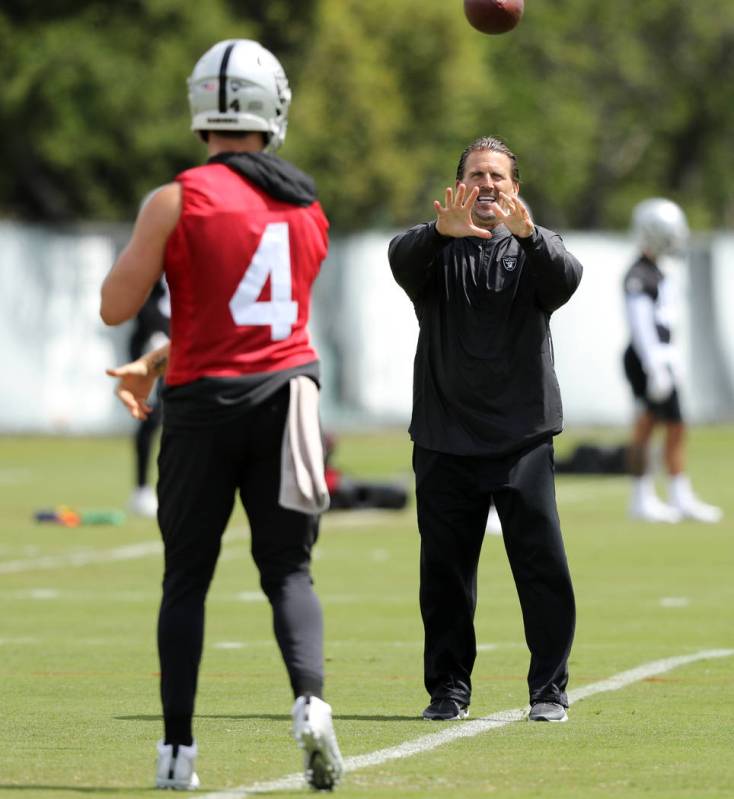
top-left (414, 439), bottom-right (575, 708)
top-left (156, 386), bottom-right (324, 744)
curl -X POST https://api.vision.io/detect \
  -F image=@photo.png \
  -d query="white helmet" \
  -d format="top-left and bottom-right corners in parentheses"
top-left (631, 198), bottom-right (689, 258)
top-left (187, 39), bottom-right (291, 152)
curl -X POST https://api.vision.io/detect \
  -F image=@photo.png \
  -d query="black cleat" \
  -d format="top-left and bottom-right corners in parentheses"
top-left (422, 698), bottom-right (469, 720)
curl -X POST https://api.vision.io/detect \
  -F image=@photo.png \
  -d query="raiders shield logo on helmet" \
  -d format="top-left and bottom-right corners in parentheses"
top-left (502, 256), bottom-right (518, 272)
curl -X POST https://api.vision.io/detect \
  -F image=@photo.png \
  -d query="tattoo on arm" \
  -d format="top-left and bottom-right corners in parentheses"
top-left (151, 353), bottom-right (168, 376)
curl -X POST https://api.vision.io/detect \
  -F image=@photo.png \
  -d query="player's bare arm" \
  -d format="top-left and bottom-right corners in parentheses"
top-left (434, 184), bottom-right (493, 239)
top-left (100, 183), bottom-right (182, 325)
top-left (105, 342), bottom-right (170, 421)
top-left (489, 191), bottom-right (535, 238)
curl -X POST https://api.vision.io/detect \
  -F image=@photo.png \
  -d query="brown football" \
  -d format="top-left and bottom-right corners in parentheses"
top-left (464, 0), bottom-right (524, 35)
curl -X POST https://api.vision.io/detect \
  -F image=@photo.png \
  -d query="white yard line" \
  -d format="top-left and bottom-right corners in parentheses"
top-left (0, 541), bottom-right (163, 574)
top-left (323, 510), bottom-right (410, 527)
top-left (555, 480), bottom-right (627, 504)
top-left (0, 467), bottom-right (32, 485)
top-left (199, 648), bottom-right (734, 798)
top-left (0, 525), bottom-right (252, 575)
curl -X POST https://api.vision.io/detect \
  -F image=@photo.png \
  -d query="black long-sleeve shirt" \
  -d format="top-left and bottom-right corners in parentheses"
top-left (388, 222), bottom-right (583, 456)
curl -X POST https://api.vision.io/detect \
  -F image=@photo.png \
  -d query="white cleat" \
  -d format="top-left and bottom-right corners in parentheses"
top-left (668, 475), bottom-right (723, 523)
top-left (672, 499), bottom-right (723, 524)
top-left (292, 695), bottom-right (344, 791)
top-left (629, 496), bottom-right (681, 524)
top-left (129, 485), bottom-right (158, 518)
top-left (155, 740), bottom-right (200, 790)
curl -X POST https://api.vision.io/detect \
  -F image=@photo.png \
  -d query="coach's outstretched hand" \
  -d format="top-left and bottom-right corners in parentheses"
top-left (434, 184), bottom-right (493, 239)
top-left (488, 191), bottom-right (535, 239)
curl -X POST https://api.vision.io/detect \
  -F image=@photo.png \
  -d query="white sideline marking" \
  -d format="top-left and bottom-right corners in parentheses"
top-left (555, 480), bottom-right (627, 504)
top-left (0, 467), bottom-right (32, 485)
top-left (0, 637), bottom-right (39, 646)
top-left (660, 597), bottom-right (690, 608)
top-left (235, 592), bottom-right (267, 603)
top-left (28, 588), bottom-right (60, 599)
top-left (0, 541), bottom-right (162, 574)
top-left (0, 526), bottom-right (252, 576)
top-left (324, 510), bottom-right (408, 528)
top-left (199, 648), bottom-right (734, 798)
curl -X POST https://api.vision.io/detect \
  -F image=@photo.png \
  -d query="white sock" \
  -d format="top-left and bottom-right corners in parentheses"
top-left (632, 474), bottom-right (658, 504)
top-left (668, 473), bottom-right (694, 506)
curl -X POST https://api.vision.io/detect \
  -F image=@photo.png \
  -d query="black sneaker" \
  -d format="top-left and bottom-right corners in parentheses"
top-left (422, 698), bottom-right (469, 720)
top-left (528, 701), bottom-right (568, 722)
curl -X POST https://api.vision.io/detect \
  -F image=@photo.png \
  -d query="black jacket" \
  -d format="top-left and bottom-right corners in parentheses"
top-left (388, 222), bottom-right (583, 456)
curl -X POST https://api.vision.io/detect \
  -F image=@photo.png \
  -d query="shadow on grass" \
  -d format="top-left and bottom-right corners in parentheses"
top-left (0, 787), bottom-right (303, 797)
top-left (116, 713), bottom-right (421, 722)
top-left (0, 787), bottom-right (151, 794)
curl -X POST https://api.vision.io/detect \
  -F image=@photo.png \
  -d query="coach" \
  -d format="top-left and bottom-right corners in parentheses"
top-left (388, 136), bottom-right (583, 723)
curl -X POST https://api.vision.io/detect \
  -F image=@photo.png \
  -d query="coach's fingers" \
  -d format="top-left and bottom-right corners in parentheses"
top-left (462, 186), bottom-right (480, 209)
top-left (498, 191), bottom-right (519, 216)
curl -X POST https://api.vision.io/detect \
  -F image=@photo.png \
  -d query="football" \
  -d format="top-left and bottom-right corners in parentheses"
top-left (464, 0), bottom-right (524, 35)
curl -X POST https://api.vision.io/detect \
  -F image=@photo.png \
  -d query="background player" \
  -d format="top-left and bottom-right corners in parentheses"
top-left (126, 274), bottom-right (169, 518)
top-left (623, 198), bottom-right (722, 523)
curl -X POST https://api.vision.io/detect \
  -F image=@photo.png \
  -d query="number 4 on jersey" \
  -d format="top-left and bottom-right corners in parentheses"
top-left (228, 222), bottom-right (298, 341)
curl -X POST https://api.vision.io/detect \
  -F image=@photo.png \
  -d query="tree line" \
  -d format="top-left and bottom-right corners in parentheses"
top-left (2, 0), bottom-right (732, 232)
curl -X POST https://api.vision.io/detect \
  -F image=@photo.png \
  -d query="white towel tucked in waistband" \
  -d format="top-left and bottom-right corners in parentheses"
top-left (279, 376), bottom-right (330, 514)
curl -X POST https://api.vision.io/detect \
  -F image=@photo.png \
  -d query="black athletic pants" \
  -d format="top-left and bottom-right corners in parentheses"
top-left (414, 438), bottom-right (575, 708)
top-left (156, 386), bottom-right (323, 745)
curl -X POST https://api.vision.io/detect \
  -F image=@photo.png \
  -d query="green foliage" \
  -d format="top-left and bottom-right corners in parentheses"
top-left (1, 0), bottom-right (733, 230)
top-left (0, 0), bottom-right (245, 219)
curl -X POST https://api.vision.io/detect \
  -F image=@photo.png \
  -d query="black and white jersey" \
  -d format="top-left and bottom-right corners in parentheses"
top-left (623, 255), bottom-right (676, 371)
top-left (388, 222), bottom-right (583, 457)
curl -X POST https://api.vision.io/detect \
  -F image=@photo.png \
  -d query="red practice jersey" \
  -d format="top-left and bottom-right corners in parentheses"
top-left (163, 163), bottom-right (328, 386)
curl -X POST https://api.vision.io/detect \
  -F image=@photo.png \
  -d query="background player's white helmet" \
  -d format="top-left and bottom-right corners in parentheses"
top-left (632, 198), bottom-right (689, 258)
top-left (188, 39), bottom-right (291, 152)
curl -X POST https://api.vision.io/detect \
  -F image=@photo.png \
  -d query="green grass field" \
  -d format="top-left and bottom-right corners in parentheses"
top-left (1, 427), bottom-right (732, 798)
